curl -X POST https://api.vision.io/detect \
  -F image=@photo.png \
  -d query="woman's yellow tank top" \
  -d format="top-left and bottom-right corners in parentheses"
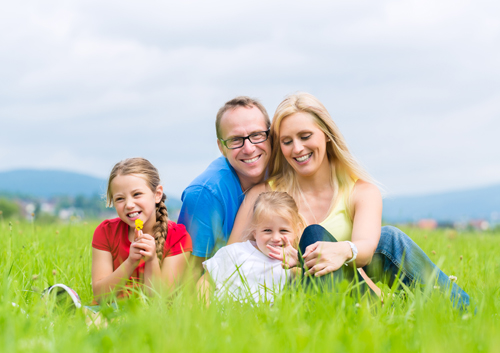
top-left (318, 179), bottom-right (356, 241)
top-left (268, 179), bottom-right (356, 241)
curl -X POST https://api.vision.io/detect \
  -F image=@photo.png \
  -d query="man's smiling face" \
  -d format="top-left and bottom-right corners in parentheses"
top-left (217, 105), bottom-right (271, 191)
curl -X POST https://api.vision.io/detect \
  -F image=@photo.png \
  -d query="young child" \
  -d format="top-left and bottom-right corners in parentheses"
top-left (92, 158), bottom-right (192, 301)
top-left (198, 191), bottom-right (306, 303)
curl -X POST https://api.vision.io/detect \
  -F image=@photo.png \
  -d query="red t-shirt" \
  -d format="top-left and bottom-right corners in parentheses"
top-left (92, 218), bottom-right (192, 283)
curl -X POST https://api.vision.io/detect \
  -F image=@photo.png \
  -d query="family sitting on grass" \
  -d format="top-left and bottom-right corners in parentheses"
top-left (89, 93), bottom-right (471, 310)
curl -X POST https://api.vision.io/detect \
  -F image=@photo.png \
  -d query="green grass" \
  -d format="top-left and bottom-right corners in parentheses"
top-left (1, 219), bottom-right (499, 352)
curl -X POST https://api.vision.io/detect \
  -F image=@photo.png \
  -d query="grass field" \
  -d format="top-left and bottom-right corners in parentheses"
top-left (1, 219), bottom-right (499, 352)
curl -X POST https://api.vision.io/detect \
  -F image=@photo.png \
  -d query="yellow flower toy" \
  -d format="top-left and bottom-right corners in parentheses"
top-left (135, 219), bottom-right (143, 231)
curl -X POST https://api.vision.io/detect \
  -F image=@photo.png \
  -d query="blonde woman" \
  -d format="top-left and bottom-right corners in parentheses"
top-left (228, 92), bottom-right (470, 308)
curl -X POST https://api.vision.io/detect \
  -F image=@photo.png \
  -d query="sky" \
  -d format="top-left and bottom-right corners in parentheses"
top-left (1, 0), bottom-right (499, 198)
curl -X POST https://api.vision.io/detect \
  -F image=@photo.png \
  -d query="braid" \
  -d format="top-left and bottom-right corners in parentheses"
top-left (106, 158), bottom-right (170, 264)
top-left (153, 193), bottom-right (169, 264)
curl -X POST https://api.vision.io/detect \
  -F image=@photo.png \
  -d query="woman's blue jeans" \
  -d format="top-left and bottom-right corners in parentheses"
top-left (298, 225), bottom-right (471, 308)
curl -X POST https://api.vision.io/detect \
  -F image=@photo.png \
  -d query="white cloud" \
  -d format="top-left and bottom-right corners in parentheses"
top-left (1, 0), bottom-right (499, 198)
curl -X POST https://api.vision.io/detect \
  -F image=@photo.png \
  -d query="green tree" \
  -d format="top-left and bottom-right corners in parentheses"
top-left (0, 198), bottom-right (21, 219)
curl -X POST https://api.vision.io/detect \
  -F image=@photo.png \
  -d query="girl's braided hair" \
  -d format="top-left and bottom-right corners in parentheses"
top-left (106, 157), bottom-right (169, 264)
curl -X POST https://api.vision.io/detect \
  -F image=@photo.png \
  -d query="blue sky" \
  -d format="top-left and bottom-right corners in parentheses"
top-left (1, 0), bottom-right (499, 198)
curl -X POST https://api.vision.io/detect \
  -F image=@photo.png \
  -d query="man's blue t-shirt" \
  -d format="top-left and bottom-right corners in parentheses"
top-left (178, 156), bottom-right (244, 258)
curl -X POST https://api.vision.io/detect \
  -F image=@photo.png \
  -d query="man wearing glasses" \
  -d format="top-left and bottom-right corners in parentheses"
top-left (178, 96), bottom-right (271, 275)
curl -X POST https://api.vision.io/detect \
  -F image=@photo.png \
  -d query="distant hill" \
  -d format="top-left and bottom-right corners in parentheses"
top-left (383, 184), bottom-right (500, 223)
top-left (1, 170), bottom-right (498, 222)
top-left (0, 169), bottom-right (106, 198)
top-left (0, 169), bottom-right (182, 209)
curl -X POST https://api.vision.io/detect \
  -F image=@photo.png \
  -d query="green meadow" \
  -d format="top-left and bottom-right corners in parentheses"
top-left (1, 219), bottom-right (499, 352)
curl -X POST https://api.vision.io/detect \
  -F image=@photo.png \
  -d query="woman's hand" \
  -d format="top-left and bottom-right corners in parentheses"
top-left (302, 241), bottom-right (352, 277)
top-left (130, 229), bottom-right (157, 263)
top-left (267, 235), bottom-right (299, 269)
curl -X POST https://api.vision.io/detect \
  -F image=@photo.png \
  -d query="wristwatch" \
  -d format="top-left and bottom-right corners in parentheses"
top-left (344, 241), bottom-right (358, 266)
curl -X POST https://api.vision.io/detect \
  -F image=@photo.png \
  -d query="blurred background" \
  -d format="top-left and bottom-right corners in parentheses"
top-left (1, 0), bottom-right (499, 229)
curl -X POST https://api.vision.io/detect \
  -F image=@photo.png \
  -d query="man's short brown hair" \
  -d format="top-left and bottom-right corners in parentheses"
top-left (215, 96), bottom-right (270, 139)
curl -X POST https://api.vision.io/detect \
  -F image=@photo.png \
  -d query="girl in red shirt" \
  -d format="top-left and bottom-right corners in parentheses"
top-left (92, 158), bottom-right (192, 301)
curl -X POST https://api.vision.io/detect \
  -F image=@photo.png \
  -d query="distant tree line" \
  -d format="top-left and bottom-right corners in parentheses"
top-left (0, 198), bottom-right (21, 219)
top-left (0, 192), bottom-right (111, 222)
top-left (0, 192), bottom-right (181, 223)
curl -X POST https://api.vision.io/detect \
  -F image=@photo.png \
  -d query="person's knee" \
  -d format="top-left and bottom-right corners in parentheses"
top-left (299, 225), bottom-right (322, 251)
top-left (302, 224), bottom-right (336, 243)
top-left (381, 226), bottom-right (410, 244)
top-left (379, 226), bottom-right (396, 249)
top-left (381, 225), bottom-right (398, 237)
top-left (303, 224), bottom-right (325, 236)
top-left (378, 225), bottom-right (412, 254)
top-left (299, 224), bottom-right (335, 253)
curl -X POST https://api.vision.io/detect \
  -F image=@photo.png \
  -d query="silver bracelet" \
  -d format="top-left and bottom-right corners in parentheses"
top-left (344, 241), bottom-right (358, 266)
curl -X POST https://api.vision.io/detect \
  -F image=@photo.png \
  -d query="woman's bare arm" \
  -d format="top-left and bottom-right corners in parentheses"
top-left (226, 183), bottom-right (268, 245)
top-left (349, 180), bottom-right (382, 267)
top-left (302, 180), bottom-right (382, 276)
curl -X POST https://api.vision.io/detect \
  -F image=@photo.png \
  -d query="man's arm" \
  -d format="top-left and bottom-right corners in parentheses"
top-left (227, 183), bottom-right (267, 245)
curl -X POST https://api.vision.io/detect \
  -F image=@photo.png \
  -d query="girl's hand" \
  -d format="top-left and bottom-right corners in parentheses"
top-left (133, 227), bottom-right (142, 242)
top-left (302, 241), bottom-right (351, 277)
top-left (131, 229), bottom-right (157, 263)
top-left (127, 229), bottom-right (144, 263)
top-left (267, 235), bottom-right (299, 269)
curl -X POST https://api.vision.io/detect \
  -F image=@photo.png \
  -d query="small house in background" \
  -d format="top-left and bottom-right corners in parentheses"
top-left (58, 207), bottom-right (84, 221)
top-left (417, 219), bottom-right (438, 230)
top-left (469, 219), bottom-right (489, 231)
top-left (24, 202), bottom-right (35, 217)
top-left (40, 201), bottom-right (56, 215)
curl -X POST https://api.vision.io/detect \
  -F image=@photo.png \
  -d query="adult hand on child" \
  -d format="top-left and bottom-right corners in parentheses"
top-left (267, 235), bottom-right (299, 269)
top-left (302, 241), bottom-right (351, 277)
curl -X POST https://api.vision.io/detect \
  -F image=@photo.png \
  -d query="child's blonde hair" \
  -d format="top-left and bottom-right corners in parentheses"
top-left (106, 158), bottom-right (169, 264)
top-left (245, 191), bottom-right (307, 248)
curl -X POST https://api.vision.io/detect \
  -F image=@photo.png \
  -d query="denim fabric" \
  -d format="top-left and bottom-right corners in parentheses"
top-left (298, 224), bottom-right (471, 308)
top-left (364, 226), bottom-right (470, 308)
top-left (298, 224), bottom-right (371, 294)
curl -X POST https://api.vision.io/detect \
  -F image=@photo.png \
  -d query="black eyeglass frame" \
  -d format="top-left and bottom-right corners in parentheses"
top-left (219, 129), bottom-right (270, 150)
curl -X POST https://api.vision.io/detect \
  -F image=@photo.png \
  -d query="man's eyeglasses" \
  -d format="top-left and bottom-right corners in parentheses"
top-left (219, 129), bottom-right (270, 149)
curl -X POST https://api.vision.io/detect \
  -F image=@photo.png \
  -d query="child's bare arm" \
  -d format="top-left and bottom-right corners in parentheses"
top-left (91, 248), bottom-right (138, 302)
top-left (196, 272), bottom-right (213, 306)
top-left (92, 228), bottom-right (150, 301)
top-left (160, 251), bottom-right (191, 289)
top-left (133, 232), bottom-right (162, 294)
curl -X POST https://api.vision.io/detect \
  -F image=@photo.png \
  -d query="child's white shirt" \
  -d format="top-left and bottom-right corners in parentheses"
top-left (203, 240), bottom-right (288, 303)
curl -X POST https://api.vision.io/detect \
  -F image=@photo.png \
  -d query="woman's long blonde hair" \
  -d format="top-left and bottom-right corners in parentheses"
top-left (267, 92), bottom-right (377, 220)
top-left (106, 158), bottom-right (169, 264)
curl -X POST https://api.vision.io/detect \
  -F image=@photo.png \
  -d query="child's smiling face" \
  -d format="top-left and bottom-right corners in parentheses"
top-left (253, 215), bottom-right (296, 257)
top-left (111, 174), bottom-right (163, 234)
